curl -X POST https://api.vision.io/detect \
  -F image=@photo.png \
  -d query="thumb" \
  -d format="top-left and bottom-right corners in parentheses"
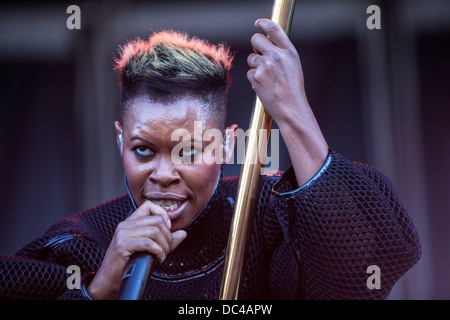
top-left (169, 230), bottom-right (187, 252)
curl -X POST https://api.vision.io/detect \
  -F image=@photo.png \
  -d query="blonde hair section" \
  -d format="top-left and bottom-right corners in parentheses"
top-left (115, 30), bottom-right (233, 85)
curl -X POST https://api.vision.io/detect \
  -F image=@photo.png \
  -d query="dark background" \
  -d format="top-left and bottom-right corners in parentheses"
top-left (0, 0), bottom-right (449, 299)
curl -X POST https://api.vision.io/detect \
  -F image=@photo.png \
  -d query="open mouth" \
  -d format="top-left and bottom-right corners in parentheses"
top-left (149, 198), bottom-right (188, 221)
top-left (151, 199), bottom-right (182, 212)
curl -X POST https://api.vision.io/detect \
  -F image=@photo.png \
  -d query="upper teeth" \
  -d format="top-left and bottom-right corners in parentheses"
top-left (152, 200), bottom-right (181, 211)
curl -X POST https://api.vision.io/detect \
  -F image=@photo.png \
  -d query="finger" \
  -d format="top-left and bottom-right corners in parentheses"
top-left (250, 33), bottom-right (274, 55)
top-left (123, 215), bottom-right (173, 244)
top-left (134, 226), bottom-right (171, 253)
top-left (147, 201), bottom-right (172, 229)
top-left (127, 200), bottom-right (165, 220)
top-left (247, 53), bottom-right (262, 69)
top-left (127, 229), bottom-right (187, 262)
top-left (246, 68), bottom-right (257, 90)
top-left (169, 230), bottom-right (187, 252)
top-left (127, 200), bottom-right (171, 229)
top-left (120, 225), bottom-right (172, 262)
top-left (134, 237), bottom-right (168, 263)
top-left (255, 18), bottom-right (291, 49)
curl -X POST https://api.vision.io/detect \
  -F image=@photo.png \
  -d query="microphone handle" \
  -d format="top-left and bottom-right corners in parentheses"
top-left (116, 252), bottom-right (154, 300)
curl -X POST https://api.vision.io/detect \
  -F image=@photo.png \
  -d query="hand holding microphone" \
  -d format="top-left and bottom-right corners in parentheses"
top-left (86, 201), bottom-right (187, 300)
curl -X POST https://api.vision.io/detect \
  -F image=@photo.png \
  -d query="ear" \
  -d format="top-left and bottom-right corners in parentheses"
top-left (223, 124), bottom-right (239, 164)
top-left (114, 121), bottom-right (123, 156)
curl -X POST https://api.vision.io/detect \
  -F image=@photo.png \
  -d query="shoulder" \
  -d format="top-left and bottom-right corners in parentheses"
top-left (44, 194), bottom-right (132, 244)
top-left (16, 194), bottom-right (132, 259)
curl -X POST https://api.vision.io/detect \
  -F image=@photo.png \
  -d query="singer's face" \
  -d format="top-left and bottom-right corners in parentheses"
top-left (118, 95), bottom-right (224, 231)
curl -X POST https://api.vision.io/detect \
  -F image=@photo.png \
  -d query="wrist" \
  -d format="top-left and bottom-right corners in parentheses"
top-left (275, 105), bottom-right (329, 186)
top-left (81, 273), bottom-right (96, 300)
top-left (273, 99), bottom-right (314, 131)
top-left (87, 270), bottom-right (120, 300)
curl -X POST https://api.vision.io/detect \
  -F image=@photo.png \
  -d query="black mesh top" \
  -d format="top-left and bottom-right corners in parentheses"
top-left (0, 150), bottom-right (421, 299)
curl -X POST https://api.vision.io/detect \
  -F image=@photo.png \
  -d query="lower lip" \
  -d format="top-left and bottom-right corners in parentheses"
top-left (166, 200), bottom-right (188, 221)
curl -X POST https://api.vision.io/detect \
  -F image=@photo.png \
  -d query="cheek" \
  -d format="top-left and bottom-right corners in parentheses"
top-left (187, 163), bottom-right (220, 198)
top-left (123, 154), bottom-right (147, 196)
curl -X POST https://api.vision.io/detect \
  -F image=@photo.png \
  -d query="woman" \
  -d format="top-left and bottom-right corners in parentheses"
top-left (0, 19), bottom-right (421, 300)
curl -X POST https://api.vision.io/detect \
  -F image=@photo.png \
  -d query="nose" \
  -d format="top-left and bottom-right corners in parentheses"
top-left (148, 154), bottom-right (181, 187)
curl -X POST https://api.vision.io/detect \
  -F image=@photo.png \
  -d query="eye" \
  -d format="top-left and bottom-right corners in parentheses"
top-left (134, 146), bottom-right (154, 158)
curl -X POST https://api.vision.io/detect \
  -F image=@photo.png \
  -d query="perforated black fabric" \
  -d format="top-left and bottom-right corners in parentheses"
top-left (0, 150), bottom-right (421, 300)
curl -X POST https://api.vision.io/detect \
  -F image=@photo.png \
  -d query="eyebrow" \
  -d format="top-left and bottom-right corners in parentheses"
top-left (130, 136), bottom-right (155, 146)
top-left (130, 135), bottom-right (205, 145)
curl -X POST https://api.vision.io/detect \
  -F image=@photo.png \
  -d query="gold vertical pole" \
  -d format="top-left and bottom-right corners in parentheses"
top-left (219, 0), bottom-right (296, 300)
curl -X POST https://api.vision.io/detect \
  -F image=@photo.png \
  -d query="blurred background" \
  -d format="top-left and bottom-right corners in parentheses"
top-left (0, 0), bottom-right (449, 299)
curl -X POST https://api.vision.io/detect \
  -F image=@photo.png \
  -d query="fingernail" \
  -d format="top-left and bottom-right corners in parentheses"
top-left (167, 218), bottom-right (172, 229)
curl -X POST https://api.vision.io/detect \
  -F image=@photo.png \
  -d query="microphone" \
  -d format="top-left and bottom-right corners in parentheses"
top-left (118, 172), bottom-right (154, 300)
top-left (116, 253), bottom-right (154, 300)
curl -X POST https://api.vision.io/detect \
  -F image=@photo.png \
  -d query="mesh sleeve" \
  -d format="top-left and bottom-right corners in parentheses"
top-left (0, 234), bottom-right (105, 300)
top-left (0, 256), bottom-right (67, 299)
top-left (271, 150), bottom-right (421, 299)
top-left (0, 195), bottom-right (130, 300)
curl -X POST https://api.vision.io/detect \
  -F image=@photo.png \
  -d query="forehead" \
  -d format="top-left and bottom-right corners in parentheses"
top-left (123, 95), bottom-right (219, 136)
